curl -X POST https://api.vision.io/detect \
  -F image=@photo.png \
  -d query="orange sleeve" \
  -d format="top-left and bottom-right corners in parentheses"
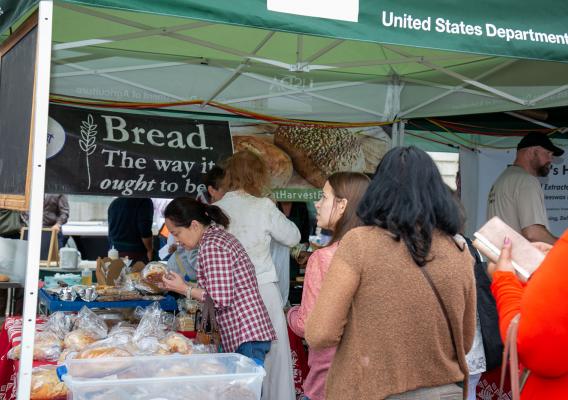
top-left (516, 231), bottom-right (568, 377)
top-left (491, 271), bottom-right (524, 343)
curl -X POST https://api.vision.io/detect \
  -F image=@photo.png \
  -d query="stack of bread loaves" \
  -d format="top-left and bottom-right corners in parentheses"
top-left (274, 125), bottom-right (365, 188)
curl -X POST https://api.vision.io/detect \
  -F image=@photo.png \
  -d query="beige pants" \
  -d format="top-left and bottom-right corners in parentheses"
top-left (385, 383), bottom-right (463, 400)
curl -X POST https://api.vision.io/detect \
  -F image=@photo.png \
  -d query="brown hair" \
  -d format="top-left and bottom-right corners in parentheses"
top-left (221, 150), bottom-right (269, 197)
top-left (328, 172), bottom-right (371, 245)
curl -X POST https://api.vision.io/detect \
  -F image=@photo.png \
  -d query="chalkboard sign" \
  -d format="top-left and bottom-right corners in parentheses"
top-left (20, 228), bottom-right (59, 266)
top-left (0, 14), bottom-right (37, 211)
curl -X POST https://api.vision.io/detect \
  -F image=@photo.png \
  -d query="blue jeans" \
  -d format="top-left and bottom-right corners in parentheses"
top-left (235, 341), bottom-right (271, 367)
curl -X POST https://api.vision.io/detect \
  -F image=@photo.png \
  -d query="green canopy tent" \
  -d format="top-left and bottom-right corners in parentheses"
top-left (5, 0), bottom-right (568, 130)
top-left (3, 1), bottom-right (568, 396)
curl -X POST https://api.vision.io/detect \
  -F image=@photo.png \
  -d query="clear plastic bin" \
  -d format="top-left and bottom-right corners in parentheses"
top-left (60, 353), bottom-right (265, 399)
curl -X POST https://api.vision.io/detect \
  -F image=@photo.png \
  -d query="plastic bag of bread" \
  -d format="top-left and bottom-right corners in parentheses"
top-left (73, 306), bottom-right (108, 340)
top-left (108, 322), bottom-right (137, 338)
top-left (58, 348), bottom-right (78, 363)
top-left (132, 302), bottom-right (170, 343)
top-left (141, 262), bottom-right (168, 284)
top-left (63, 329), bottom-right (98, 350)
top-left (159, 332), bottom-right (193, 355)
top-left (8, 331), bottom-right (62, 361)
top-left (43, 311), bottom-right (73, 340)
top-left (76, 346), bottom-right (132, 359)
top-left (175, 311), bottom-right (196, 331)
top-left (133, 335), bottom-right (169, 355)
top-left (30, 365), bottom-right (68, 400)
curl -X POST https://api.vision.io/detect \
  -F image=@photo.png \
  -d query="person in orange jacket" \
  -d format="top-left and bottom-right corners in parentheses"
top-left (489, 231), bottom-right (568, 399)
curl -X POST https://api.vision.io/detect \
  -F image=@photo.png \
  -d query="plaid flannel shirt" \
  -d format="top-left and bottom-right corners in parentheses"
top-left (197, 225), bottom-right (276, 352)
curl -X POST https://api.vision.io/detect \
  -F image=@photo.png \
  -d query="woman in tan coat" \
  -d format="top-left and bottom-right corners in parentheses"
top-left (305, 146), bottom-right (476, 400)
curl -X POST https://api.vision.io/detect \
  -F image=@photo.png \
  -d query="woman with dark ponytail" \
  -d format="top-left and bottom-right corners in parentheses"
top-left (161, 197), bottom-right (276, 365)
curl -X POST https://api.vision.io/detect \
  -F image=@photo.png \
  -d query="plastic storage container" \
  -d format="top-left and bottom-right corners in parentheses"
top-left (61, 353), bottom-right (265, 400)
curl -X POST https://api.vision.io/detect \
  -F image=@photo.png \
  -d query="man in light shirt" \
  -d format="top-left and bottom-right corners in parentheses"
top-left (487, 132), bottom-right (564, 244)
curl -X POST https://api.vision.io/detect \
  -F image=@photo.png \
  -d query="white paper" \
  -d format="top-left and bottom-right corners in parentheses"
top-left (267, 0), bottom-right (359, 22)
top-left (159, 234), bottom-right (176, 260)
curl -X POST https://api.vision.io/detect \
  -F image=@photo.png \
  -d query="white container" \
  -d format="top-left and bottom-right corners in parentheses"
top-left (61, 353), bottom-right (265, 400)
top-left (107, 246), bottom-right (119, 260)
top-left (59, 247), bottom-right (81, 269)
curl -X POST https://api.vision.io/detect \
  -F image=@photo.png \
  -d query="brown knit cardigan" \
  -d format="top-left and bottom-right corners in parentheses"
top-left (305, 226), bottom-right (476, 400)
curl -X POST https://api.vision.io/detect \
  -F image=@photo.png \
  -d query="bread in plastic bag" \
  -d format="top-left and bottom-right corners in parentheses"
top-left (30, 365), bottom-right (68, 400)
top-left (63, 329), bottom-right (98, 350)
top-left (73, 306), bottom-right (108, 340)
top-left (159, 332), bottom-right (193, 355)
top-left (8, 331), bottom-right (62, 361)
top-left (141, 262), bottom-right (168, 284)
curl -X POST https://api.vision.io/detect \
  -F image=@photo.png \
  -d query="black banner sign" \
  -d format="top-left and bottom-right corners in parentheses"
top-left (46, 104), bottom-right (233, 198)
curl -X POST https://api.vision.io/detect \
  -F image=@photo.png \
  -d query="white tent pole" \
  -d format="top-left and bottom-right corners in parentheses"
top-left (402, 77), bottom-right (495, 98)
top-left (530, 84), bottom-right (568, 104)
top-left (386, 46), bottom-right (526, 106)
top-left (296, 35), bottom-right (303, 64)
top-left (505, 111), bottom-right (564, 131)
top-left (306, 55), bottom-right (480, 70)
top-left (17, 1), bottom-right (53, 398)
top-left (59, 61), bottom-right (186, 101)
top-left (304, 39), bottom-right (343, 62)
top-left (400, 59), bottom-right (517, 117)
top-left (52, 61), bottom-right (195, 78)
top-left (399, 120), bottom-right (406, 146)
top-left (391, 122), bottom-right (400, 148)
top-left (53, 21), bottom-right (210, 51)
top-left (201, 31), bottom-right (275, 107)
top-left (223, 77), bottom-right (388, 104)
top-left (59, 2), bottom-right (250, 58)
top-left (383, 74), bottom-right (403, 121)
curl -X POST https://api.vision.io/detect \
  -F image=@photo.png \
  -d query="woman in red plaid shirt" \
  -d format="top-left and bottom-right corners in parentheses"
top-left (161, 197), bottom-right (276, 365)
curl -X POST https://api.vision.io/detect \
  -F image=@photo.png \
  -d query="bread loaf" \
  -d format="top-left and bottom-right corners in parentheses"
top-left (142, 262), bottom-right (167, 284)
top-left (76, 346), bottom-right (132, 359)
top-left (274, 126), bottom-right (365, 188)
top-left (64, 329), bottom-right (97, 350)
top-left (160, 332), bottom-right (193, 354)
top-left (0, 274), bottom-right (10, 282)
top-left (30, 367), bottom-right (68, 400)
top-left (233, 135), bottom-right (293, 188)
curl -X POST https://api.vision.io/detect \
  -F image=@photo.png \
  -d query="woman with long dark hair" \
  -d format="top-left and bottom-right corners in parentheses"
top-left (287, 172), bottom-right (370, 400)
top-left (160, 197), bottom-right (276, 364)
top-left (306, 146), bottom-right (476, 400)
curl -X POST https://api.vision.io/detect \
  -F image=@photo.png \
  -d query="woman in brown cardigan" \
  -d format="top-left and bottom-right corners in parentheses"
top-left (305, 146), bottom-right (476, 400)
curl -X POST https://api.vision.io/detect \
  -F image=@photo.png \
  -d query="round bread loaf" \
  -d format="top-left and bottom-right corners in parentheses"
top-left (0, 274), bottom-right (10, 282)
top-left (233, 135), bottom-right (293, 188)
top-left (274, 126), bottom-right (365, 188)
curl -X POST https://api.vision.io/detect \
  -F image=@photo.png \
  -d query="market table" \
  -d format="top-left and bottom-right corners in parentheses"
top-left (38, 288), bottom-right (178, 313)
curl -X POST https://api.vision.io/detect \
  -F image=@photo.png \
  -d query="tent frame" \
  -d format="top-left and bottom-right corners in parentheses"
top-left (17, 1), bottom-right (53, 398)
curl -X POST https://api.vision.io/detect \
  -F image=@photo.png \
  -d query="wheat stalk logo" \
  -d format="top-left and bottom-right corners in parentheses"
top-left (79, 115), bottom-right (97, 189)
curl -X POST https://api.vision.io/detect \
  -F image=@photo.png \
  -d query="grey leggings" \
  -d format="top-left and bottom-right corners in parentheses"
top-left (385, 383), bottom-right (463, 400)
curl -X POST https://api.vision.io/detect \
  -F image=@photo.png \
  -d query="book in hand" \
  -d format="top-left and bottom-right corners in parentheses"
top-left (473, 216), bottom-right (545, 281)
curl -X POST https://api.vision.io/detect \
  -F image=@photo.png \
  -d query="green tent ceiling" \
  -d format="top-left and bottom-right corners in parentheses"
top-left (3, 0), bottom-right (568, 129)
